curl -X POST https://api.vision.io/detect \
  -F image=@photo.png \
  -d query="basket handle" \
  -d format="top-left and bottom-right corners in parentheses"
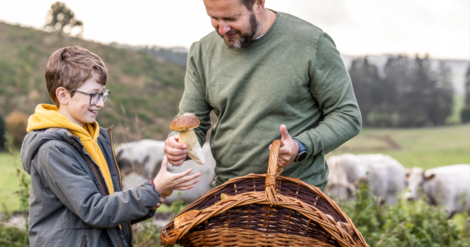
top-left (265, 139), bottom-right (283, 206)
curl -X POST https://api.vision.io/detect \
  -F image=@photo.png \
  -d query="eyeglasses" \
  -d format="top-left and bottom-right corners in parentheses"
top-left (72, 89), bottom-right (111, 106)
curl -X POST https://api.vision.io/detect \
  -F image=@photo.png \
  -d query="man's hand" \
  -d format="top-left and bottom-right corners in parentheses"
top-left (269, 125), bottom-right (299, 168)
top-left (164, 135), bottom-right (187, 166)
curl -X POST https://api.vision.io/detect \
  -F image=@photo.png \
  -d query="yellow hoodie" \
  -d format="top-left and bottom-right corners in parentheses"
top-left (27, 104), bottom-right (115, 195)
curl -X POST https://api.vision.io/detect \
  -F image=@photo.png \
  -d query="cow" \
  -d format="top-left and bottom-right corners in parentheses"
top-left (326, 154), bottom-right (406, 205)
top-left (115, 140), bottom-right (216, 204)
top-left (405, 164), bottom-right (470, 218)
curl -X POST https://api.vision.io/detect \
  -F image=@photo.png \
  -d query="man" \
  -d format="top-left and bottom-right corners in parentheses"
top-left (164, 0), bottom-right (361, 191)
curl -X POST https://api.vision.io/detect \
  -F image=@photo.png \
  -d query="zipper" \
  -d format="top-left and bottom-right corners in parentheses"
top-left (114, 228), bottom-right (124, 247)
top-left (82, 234), bottom-right (87, 247)
top-left (128, 222), bottom-right (133, 242)
top-left (72, 138), bottom-right (124, 247)
top-left (108, 130), bottom-right (123, 190)
top-left (109, 129), bottom-right (133, 243)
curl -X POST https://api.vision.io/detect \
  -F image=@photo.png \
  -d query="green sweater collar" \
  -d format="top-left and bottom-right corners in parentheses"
top-left (243, 10), bottom-right (284, 48)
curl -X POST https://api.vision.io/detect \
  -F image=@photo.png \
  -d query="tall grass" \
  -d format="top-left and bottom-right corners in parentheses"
top-left (341, 182), bottom-right (470, 247)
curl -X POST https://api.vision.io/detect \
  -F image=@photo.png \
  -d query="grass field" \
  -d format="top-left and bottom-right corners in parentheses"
top-left (448, 95), bottom-right (465, 124)
top-left (331, 123), bottom-right (470, 169)
top-left (0, 152), bottom-right (23, 212)
top-left (1, 124), bottom-right (469, 211)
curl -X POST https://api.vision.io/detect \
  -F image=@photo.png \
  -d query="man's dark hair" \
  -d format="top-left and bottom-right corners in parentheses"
top-left (240, 0), bottom-right (256, 11)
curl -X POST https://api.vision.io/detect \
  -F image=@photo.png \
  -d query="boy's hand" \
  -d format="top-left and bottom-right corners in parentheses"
top-left (164, 135), bottom-right (187, 166)
top-left (153, 156), bottom-right (201, 195)
top-left (149, 197), bottom-right (165, 210)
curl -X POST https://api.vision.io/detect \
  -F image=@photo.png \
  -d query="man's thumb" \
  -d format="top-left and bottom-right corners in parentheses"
top-left (280, 124), bottom-right (291, 141)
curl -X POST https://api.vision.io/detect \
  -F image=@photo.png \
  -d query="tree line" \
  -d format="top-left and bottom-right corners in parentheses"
top-left (349, 55), bottom-right (470, 128)
top-left (461, 65), bottom-right (470, 123)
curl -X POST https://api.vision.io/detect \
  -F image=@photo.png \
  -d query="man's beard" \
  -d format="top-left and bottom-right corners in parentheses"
top-left (218, 12), bottom-right (258, 48)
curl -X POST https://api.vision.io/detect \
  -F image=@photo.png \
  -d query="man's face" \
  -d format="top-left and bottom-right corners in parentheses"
top-left (204, 0), bottom-right (259, 48)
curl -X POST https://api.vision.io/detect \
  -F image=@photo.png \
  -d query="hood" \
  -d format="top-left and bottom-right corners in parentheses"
top-left (27, 104), bottom-right (99, 141)
top-left (23, 104), bottom-right (115, 195)
top-left (22, 104), bottom-right (100, 175)
top-left (21, 127), bottom-right (76, 175)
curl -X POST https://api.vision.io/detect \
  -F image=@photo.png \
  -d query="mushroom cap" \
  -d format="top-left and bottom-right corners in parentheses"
top-left (170, 113), bottom-right (200, 132)
top-left (174, 210), bottom-right (200, 229)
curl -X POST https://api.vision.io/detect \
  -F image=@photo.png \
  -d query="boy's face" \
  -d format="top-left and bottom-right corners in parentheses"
top-left (60, 73), bottom-right (106, 126)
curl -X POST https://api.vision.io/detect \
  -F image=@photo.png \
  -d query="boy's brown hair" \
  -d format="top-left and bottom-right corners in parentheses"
top-left (45, 46), bottom-right (108, 107)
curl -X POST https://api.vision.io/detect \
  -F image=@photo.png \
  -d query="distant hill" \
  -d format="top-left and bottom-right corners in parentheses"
top-left (120, 42), bottom-right (470, 96)
top-left (0, 21), bottom-right (186, 142)
top-left (110, 42), bottom-right (189, 67)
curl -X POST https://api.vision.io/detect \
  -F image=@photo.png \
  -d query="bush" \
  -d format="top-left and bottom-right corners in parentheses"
top-left (5, 111), bottom-right (28, 149)
top-left (340, 182), bottom-right (470, 247)
top-left (0, 115), bottom-right (5, 151)
top-left (461, 106), bottom-right (470, 123)
top-left (0, 224), bottom-right (29, 247)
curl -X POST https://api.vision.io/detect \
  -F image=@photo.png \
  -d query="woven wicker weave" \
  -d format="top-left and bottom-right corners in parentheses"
top-left (161, 140), bottom-right (368, 247)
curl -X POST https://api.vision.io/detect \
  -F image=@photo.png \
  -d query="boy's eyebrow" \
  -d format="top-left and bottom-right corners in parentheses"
top-left (86, 88), bottom-right (105, 93)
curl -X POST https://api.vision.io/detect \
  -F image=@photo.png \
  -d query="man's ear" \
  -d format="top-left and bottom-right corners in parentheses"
top-left (254, 0), bottom-right (265, 14)
top-left (56, 87), bottom-right (68, 105)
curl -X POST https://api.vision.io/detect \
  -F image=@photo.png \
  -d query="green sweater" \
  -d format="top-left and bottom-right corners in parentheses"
top-left (169, 12), bottom-right (362, 190)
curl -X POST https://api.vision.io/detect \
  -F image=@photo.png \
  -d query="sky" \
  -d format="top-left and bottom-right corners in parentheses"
top-left (0, 0), bottom-right (469, 60)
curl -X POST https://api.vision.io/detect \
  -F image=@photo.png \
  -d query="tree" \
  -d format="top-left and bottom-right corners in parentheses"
top-left (44, 2), bottom-right (84, 37)
top-left (363, 55), bottom-right (454, 128)
top-left (0, 115), bottom-right (5, 152)
top-left (396, 55), bottom-right (435, 127)
top-left (379, 55), bottom-right (411, 127)
top-left (431, 62), bottom-right (454, 125)
top-left (461, 65), bottom-right (470, 123)
top-left (349, 57), bottom-right (382, 127)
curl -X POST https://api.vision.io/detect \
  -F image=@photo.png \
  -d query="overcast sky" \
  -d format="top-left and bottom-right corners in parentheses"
top-left (0, 0), bottom-right (468, 60)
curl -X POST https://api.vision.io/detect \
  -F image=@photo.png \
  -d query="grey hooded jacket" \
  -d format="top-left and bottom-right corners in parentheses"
top-left (21, 127), bottom-right (161, 247)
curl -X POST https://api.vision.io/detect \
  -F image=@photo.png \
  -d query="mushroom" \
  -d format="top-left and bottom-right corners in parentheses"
top-left (170, 113), bottom-right (205, 165)
top-left (174, 210), bottom-right (200, 229)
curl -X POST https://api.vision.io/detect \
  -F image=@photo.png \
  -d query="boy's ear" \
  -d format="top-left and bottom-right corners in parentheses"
top-left (56, 87), bottom-right (68, 105)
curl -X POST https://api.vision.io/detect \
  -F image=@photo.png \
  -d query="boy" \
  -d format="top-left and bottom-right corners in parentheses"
top-left (21, 46), bottom-right (200, 247)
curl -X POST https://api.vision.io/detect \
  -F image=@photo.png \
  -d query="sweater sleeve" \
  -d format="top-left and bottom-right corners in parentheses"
top-left (38, 142), bottom-right (161, 228)
top-left (168, 42), bottom-right (213, 146)
top-left (294, 33), bottom-right (362, 157)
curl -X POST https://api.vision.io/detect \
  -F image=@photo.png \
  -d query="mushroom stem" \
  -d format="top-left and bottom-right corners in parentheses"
top-left (179, 129), bottom-right (205, 165)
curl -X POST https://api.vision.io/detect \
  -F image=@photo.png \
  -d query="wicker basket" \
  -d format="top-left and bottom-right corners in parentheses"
top-left (161, 140), bottom-right (368, 247)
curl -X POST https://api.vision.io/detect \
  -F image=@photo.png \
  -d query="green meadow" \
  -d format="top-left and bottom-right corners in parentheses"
top-left (330, 123), bottom-right (470, 169)
top-left (0, 153), bottom-right (23, 212)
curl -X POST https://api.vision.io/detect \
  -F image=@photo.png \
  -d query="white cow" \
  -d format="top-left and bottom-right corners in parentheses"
top-left (115, 140), bottom-right (216, 204)
top-left (326, 154), bottom-right (406, 205)
top-left (405, 164), bottom-right (470, 218)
